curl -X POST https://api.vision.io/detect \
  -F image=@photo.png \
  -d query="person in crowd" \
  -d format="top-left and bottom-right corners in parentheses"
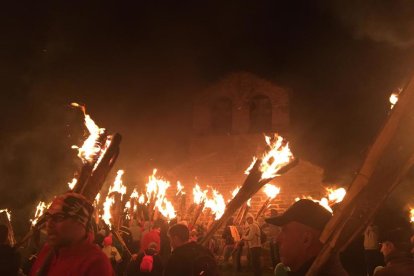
top-left (242, 213), bottom-right (262, 276)
top-left (0, 224), bottom-right (20, 275)
top-left (140, 220), bottom-right (161, 253)
top-left (364, 224), bottom-right (383, 276)
top-left (30, 192), bottom-right (113, 276)
top-left (164, 223), bottom-right (218, 276)
top-left (264, 208), bottom-right (281, 270)
top-left (129, 219), bottom-right (143, 253)
top-left (126, 242), bottom-right (163, 276)
top-left (102, 235), bottom-right (122, 271)
top-left (374, 227), bottom-right (414, 276)
top-left (221, 217), bottom-right (236, 266)
top-left (265, 199), bottom-right (348, 276)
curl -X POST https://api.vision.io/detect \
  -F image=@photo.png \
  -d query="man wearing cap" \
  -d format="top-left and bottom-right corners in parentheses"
top-left (30, 192), bottom-right (113, 276)
top-left (374, 227), bottom-right (414, 276)
top-left (265, 199), bottom-right (348, 276)
top-left (242, 213), bottom-right (262, 276)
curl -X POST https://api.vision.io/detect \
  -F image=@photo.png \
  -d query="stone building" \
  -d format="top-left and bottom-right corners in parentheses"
top-left (175, 72), bottom-right (327, 216)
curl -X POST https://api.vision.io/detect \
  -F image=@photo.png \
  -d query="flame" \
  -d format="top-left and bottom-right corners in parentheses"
top-left (327, 187), bottom-right (346, 204)
top-left (130, 189), bottom-right (139, 199)
top-left (247, 198), bottom-right (251, 207)
top-left (145, 169), bottom-right (171, 212)
top-left (102, 196), bottom-right (114, 227)
top-left (138, 194), bottom-right (145, 204)
top-left (68, 178), bottom-right (77, 190)
top-left (263, 184), bottom-right (280, 199)
top-left (389, 89), bottom-right (401, 109)
top-left (193, 184), bottom-right (207, 204)
top-left (71, 103), bottom-right (106, 164)
top-left (410, 209), bottom-right (414, 223)
top-left (109, 170), bottom-right (127, 200)
top-left (176, 181), bottom-right (185, 195)
top-left (94, 193), bottom-right (101, 207)
top-left (157, 198), bottom-right (176, 220)
top-left (245, 134), bottom-right (294, 180)
top-left (30, 201), bottom-right (47, 226)
top-left (0, 209), bottom-right (11, 222)
top-left (205, 189), bottom-right (226, 220)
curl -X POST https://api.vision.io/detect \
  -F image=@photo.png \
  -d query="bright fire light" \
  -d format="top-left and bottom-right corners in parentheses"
top-left (71, 103), bottom-right (106, 164)
top-left (176, 181), bottom-right (185, 195)
top-left (193, 184), bottom-right (207, 204)
top-left (102, 196), bottom-right (114, 227)
top-left (263, 184), bottom-right (280, 199)
top-left (205, 189), bottom-right (226, 220)
top-left (145, 169), bottom-right (170, 208)
top-left (389, 90), bottom-right (401, 109)
top-left (157, 198), bottom-right (176, 220)
top-left (295, 196), bottom-right (333, 213)
top-left (327, 187), bottom-right (346, 204)
top-left (130, 189), bottom-right (139, 199)
top-left (245, 134), bottom-right (294, 180)
top-left (410, 209), bottom-right (414, 223)
top-left (68, 178), bottom-right (77, 190)
top-left (30, 201), bottom-right (47, 226)
top-left (0, 209), bottom-right (11, 222)
top-left (109, 170), bottom-right (127, 200)
top-left (138, 194), bottom-right (145, 204)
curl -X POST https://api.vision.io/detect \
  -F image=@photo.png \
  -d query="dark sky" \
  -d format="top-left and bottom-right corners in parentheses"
top-left (1, 1), bottom-right (414, 232)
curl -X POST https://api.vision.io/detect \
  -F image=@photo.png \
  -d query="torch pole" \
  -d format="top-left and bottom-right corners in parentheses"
top-left (256, 197), bottom-right (272, 220)
top-left (111, 229), bottom-right (132, 258)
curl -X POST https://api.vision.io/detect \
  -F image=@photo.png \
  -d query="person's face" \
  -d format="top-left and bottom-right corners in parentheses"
top-left (380, 241), bottom-right (395, 258)
top-left (45, 202), bottom-right (85, 248)
top-left (276, 221), bottom-right (317, 270)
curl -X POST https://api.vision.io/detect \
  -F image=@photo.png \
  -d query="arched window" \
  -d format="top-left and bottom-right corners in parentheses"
top-left (250, 95), bottom-right (272, 132)
top-left (211, 97), bottom-right (232, 134)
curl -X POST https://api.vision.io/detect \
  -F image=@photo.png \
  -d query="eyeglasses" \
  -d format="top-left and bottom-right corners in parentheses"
top-left (44, 212), bottom-right (70, 223)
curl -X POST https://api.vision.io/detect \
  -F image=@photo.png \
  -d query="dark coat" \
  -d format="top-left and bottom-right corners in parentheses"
top-left (126, 248), bottom-right (163, 276)
top-left (287, 255), bottom-right (348, 276)
top-left (374, 251), bottom-right (414, 276)
top-left (164, 241), bottom-right (218, 276)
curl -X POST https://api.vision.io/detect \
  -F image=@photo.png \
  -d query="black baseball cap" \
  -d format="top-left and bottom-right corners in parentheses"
top-left (265, 199), bottom-right (332, 231)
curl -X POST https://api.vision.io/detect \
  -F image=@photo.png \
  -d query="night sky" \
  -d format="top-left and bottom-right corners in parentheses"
top-left (1, 1), bottom-right (414, 233)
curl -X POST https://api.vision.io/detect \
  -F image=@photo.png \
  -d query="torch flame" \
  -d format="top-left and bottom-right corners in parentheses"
top-left (263, 184), bottom-right (280, 199)
top-left (176, 181), bottom-right (185, 195)
top-left (205, 189), bottom-right (226, 220)
top-left (247, 198), bottom-right (251, 207)
top-left (102, 196), bottom-right (114, 227)
top-left (138, 194), bottom-right (145, 204)
top-left (193, 184), bottom-right (207, 204)
top-left (0, 209), bottom-right (11, 222)
top-left (68, 178), bottom-right (77, 190)
top-left (157, 198), bottom-right (176, 220)
top-left (130, 189), bottom-right (139, 199)
top-left (245, 134), bottom-right (294, 180)
top-left (30, 201), bottom-right (47, 226)
top-left (145, 169), bottom-right (170, 207)
top-left (109, 170), bottom-right (127, 200)
top-left (389, 89), bottom-right (401, 109)
top-left (410, 209), bottom-right (414, 223)
top-left (327, 187), bottom-right (346, 204)
top-left (71, 103), bottom-right (106, 164)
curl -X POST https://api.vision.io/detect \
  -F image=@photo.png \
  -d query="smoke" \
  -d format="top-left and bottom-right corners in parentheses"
top-left (323, 0), bottom-right (414, 48)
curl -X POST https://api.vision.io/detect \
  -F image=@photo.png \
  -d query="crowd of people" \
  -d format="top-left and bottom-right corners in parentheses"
top-left (1, 192), bottom-right (414, 275)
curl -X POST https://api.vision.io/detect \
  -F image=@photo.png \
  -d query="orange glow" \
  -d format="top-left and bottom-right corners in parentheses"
top-left (327, 187), bottom-right (346, 204)
top-left (109, 170), bottom-right (127, 200)
top-left (157, 198), bottom-right (176, 220)
top-left (71, 103), bottom-right (106, 164)
top-left (30, 201), bottom-right (47, 226)
top-left (263, 184), bottom-right (280, 199)
top-left (245, 134), bottom-right (294, 180)
top-left (205, 189), bottom-right (226, 220)
top-left (68, 178), bottom-right (77, 190)
top-left (193, 184), bottom-right (207, 205)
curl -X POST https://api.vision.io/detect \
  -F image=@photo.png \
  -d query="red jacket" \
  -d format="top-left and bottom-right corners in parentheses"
top-left (140, 229), bottom-right (160, 252)
top-left (30, 239), bottom-right (113, 276)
